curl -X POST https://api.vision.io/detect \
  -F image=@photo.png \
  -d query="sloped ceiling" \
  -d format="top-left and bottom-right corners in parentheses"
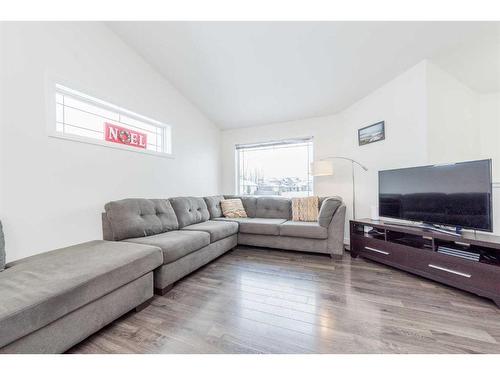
top-left (108, 21), bottom-right (500, 129)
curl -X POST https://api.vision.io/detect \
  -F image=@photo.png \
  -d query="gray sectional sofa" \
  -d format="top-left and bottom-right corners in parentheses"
top-left (0, 194), bottom-right (345, 353)
top-left (102, 195), bottom-right (346, 295)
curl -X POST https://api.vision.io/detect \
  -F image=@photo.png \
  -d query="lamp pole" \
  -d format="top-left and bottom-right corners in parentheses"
top-left (319, 157), bottom-right (368, 220)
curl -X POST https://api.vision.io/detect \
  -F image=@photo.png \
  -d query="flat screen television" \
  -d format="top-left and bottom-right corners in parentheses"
top-left (379, 159), bottom-right (493, 232)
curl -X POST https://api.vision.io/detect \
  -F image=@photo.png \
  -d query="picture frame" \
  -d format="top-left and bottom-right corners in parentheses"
top-left (358, 121), bottom-right (385, 146)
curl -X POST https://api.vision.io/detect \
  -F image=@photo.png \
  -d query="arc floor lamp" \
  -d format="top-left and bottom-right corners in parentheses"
top-left (310, 157), bottom-right (368, 220)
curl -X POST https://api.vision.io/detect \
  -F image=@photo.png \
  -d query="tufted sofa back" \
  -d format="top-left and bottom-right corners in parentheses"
top-left (220, 195), bottom-right (342, 221)
top-left (102, 195), bottom-right (342, 241)
top-left (255, 197), bottom-right (292, 219)
top-left (225, 195), bottom-right (292, 219)
top-left (103, 198), bottom-right (179, 241)
top-left (224, 195), bottom-right (258, 217)
top-left (169, 197), bottom-right (210, 228)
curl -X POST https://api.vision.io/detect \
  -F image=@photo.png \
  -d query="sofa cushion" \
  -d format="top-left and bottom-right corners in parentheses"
top-left (0, 240), bottom-right (162, 349)
top-left (256, 197), bottom-right (291, 219)
top-left (170, 197), bottom-right (210, 228)
top-left (124, 230), bottom-right (210, 264)
top-left (104, 198), bottom-right (179, 241)
top-left (279, 221), bottom-right (328, 239)
top-left (204, 195), bottom-right (225, 219)
top-left (0, 221), bottom-right (5, 272)
top-left (224, 195), bottom-right (258, 217)
top-left (214, 217), bottom-right (287, 236)
top-left (318, 197), bottom-right (343, 228)
top-left (181, 220), bottom-right (239, 243)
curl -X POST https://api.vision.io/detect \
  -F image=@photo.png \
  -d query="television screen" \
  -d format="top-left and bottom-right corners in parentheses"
top-left (379, 159), bottom-right (492, 231)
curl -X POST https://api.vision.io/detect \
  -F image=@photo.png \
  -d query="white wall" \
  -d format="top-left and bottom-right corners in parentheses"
top-left (222, 59), bottom-right (500, 238)
top-left (479, 93), bottom-right (500, 177)
top-left (479, 92), bottom-right (500, 233)
top-left (425, 63), bottom-right (500, 234)
top-left (426, 62), bottom-right (481, 163)
top-left (0, 22), bottom-right (221, 261)
top-left (222, 62), bottom-right (429, 240)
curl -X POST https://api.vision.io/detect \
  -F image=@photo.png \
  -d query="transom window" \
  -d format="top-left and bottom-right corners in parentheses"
top-left (236, 138), bottom-right (313, 197)
top-left (53, 84), bottom-right (172, 156)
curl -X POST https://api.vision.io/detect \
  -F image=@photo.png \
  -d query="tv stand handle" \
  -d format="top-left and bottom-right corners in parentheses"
top-left (428, 264), bottom-right (471, 278)
top-left (365, 246), bottom-right (390, 255)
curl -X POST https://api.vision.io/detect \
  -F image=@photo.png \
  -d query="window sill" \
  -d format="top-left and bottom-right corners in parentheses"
top-left (48, 131), bottom-right (175, 159)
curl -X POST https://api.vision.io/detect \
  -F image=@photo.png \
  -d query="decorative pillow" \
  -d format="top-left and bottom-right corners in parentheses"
top-left (0, 220), bottom-right (5, 271)
top-left (221, 199), bottom-right (248, 218)
top-left (292, 196), bottom-right (319, 222)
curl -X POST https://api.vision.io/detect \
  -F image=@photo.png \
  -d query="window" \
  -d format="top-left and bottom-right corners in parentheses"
top-left (52, 84), bottom-right (172, 156)
top-left (236, 138), bottom-right (313, 197)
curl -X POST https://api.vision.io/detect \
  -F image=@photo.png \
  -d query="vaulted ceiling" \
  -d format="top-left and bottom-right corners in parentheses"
top-left (108, 22), bottom-right (500, 129)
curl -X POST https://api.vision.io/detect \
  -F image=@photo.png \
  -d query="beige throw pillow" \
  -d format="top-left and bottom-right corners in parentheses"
top-left (292, 196), bottom-right (319, 222)
top-left (221, 199), bottom-right (248, 218)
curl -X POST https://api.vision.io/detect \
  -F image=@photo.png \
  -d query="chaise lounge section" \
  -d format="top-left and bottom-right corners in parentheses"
top-left (0, 240), bottom-right (163, 354)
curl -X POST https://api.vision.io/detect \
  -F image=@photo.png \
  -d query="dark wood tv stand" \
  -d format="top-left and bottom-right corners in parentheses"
top-left (350, 219), bottom-right (500, 307)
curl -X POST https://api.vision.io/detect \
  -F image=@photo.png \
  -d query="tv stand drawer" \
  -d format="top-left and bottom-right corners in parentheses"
top-left (353, 236), bottom-right (407, 265)
top-left (407, 249), bottom-right (499, 296)
top-left (427, 264), bottom-right (471, 278)
top-left (364, 246), bottom-right (390, 256)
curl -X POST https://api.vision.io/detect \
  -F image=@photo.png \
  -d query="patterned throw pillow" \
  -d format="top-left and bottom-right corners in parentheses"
top-left (292, 196), bottom-right (319, 222)
top-left (221, 199), bottom-right (248, 218)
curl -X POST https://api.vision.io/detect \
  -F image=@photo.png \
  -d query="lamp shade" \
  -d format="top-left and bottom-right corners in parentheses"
top-left (310, 160), bottom-right (334, 176)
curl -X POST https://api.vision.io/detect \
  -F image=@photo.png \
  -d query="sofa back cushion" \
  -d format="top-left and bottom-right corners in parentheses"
top-left (104, 198), bottom-right (179, 241)
top-left (224, 195), bottom-right (257, 217)
top-left (204, 195), bottom-right (225, 219)
top-left (256, 197), bottom-right (292, 219)
top-left (170, 197), bottom-right (210, 228)
top-left (318, 197), bottom-right (343, 227)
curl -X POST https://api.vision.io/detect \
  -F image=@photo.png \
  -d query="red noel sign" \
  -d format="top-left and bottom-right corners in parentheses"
top-left (104, 123), bottom-right (147, 149)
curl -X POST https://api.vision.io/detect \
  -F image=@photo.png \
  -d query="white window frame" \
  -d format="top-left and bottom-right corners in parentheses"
top-left (235, 137), bottom-right (314, 196)
top-left (46, 81), bottom-right (173, 158)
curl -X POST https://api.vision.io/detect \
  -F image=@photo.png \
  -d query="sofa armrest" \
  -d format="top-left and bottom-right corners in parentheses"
top-left (327, 204), bottom-right (346, 258)
top-left (102, 213), bottom-right (114, 241)
top-left (318, 197), bottom-right (343, 228)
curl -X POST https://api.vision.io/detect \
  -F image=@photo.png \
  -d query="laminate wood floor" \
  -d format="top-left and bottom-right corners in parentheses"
top-left (68, 246), bottom-right (500, 354)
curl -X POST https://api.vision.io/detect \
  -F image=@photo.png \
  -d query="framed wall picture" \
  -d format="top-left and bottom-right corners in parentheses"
top-left (358, 121), bottom-right (385, 146)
